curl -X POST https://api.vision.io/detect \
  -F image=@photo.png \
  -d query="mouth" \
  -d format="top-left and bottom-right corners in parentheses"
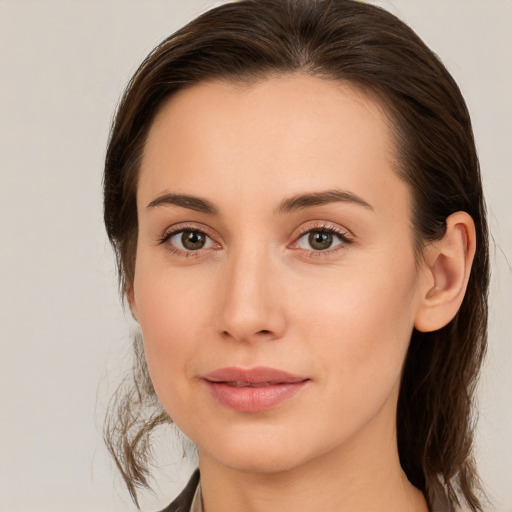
top-left (203, 366), bottom-right (310, 412)
top-left (215, 381), bottom-right (293, 387)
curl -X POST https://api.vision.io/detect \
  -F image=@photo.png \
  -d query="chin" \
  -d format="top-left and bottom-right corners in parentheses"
top-left (195, 422), bottom-right (331, 475)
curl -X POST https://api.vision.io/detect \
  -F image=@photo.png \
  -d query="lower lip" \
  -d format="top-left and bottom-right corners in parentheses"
top-left (205, 380), bottom-right (309, 412)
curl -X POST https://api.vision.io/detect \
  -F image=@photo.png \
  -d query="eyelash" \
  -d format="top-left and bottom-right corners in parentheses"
top-left (158, 222), bottom-right (354, 259)
top-left (158, 223), bottom-right (219, 258)
top-left (292, 223), bottom-right (354, 257)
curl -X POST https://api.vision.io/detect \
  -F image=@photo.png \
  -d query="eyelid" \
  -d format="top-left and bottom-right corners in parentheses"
top-left (158, 222), bottom-right (221, 254)
top-left (157, 220), bottom-right (354, 257)
top-left (289, 221), bottom-right (355, 254)
top-left (293, 221), bottom-right (354, 240)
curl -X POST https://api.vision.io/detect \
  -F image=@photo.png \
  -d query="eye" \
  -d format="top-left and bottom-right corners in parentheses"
top-left (295, 227), bottom-right (351, 252)
top-left (164, 228), bottom-right (217, 252)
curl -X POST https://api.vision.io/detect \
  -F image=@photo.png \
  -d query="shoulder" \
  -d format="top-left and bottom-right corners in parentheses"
top-left (158, 470), bottom-right (200, 512)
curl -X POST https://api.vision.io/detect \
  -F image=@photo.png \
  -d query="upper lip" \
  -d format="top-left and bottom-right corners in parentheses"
top-left (203, 366), bottom-right (309, 385)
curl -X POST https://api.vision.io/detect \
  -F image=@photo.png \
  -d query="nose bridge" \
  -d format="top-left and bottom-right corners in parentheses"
top-left (215, 238), bottom-right (285, 342)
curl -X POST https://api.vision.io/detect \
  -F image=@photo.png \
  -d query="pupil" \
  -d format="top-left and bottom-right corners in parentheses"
top-left (309, 231), bottom-right (333, 250)
top-left (182, 231), bottom-right (205, 250)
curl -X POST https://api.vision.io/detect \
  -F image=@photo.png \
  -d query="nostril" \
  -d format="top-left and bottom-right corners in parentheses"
top-left (221, 328), bottom-right (275, 342)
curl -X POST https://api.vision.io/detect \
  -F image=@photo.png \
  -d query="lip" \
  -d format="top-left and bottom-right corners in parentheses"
top-left (203, 366), bottom-right (310, 412)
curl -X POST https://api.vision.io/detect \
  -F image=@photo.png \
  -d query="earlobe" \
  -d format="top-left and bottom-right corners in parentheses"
top-left (414, 212), bottom-right (476, 333)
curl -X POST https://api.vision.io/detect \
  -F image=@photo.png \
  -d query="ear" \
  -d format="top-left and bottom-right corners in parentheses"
top-left (414, 211), bottom-right (476, 333)
top-left (125, 283), bottom-right (139, 322)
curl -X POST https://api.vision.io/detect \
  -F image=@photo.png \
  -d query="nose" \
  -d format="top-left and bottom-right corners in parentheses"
top-left (214, 246), bottom-right (287, 343)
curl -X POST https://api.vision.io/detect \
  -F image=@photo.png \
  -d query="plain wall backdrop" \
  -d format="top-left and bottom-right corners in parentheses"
top-left (0, 1), bottom-right (510, 511)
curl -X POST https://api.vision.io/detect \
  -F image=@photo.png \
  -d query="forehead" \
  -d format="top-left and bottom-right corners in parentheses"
top-left (138, 74), bottom-right (406, 218)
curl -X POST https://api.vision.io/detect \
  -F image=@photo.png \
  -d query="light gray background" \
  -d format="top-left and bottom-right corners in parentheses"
top-left (1, 1), bottom-right (510, 511)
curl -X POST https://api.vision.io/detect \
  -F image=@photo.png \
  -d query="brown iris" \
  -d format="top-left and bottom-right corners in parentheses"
top-left (181, 230), bottom-right (207, 250)
top-left (308, 231), bottom-right (333, 250)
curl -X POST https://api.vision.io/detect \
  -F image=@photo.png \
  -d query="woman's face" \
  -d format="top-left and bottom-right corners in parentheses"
top-left (131, 75), bottom-right (429, 474)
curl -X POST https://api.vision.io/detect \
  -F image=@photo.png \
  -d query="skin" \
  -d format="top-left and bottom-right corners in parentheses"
top-left (129, 74), bottom-right (474, 512)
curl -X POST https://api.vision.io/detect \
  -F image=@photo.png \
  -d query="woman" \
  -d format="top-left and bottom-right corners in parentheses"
top-left (103, 1), bottom-right (489, 511)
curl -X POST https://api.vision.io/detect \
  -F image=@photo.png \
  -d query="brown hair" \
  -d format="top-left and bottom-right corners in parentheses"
top-left (103, 0), bottom-right (489, 509)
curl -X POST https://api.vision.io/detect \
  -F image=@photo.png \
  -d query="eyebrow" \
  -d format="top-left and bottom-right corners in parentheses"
top-left (277, 189), bottom-right (373, 214)
top-left (147, 193), bottom-right (218, 215)
top-left (146, 189), bottom-right (373, 215)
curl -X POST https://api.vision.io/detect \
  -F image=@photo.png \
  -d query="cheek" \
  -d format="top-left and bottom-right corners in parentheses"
top-left (292, 258), bottom-right (419, 389)
top-left (132, 264), bottom-right (213, 400)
